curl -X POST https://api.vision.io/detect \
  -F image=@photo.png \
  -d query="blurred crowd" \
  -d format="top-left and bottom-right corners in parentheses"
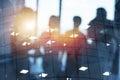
top-left (10, 7), bottom-right (118, 80)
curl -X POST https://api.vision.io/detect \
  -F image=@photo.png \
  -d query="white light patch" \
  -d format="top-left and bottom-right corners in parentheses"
top-left (20, 69), bottom-right (28, 74)
top-left (39, 73), bottom-right (48, 78)
top-left (52, 40), bottom-right (56, 43)
top-left (106, 43), bottom-right (110, 46)
top-left (29, 36), bottom-right (38, 40)
top-left (46, 40), bottom-right (52, 45)
top-left (22, 42), bottom-right (27, 46)
top-left (15, 33), bottom-right (19, 36)
top-left (103, 72), bottom-right (111, 76)
top-left (70, 34), bottom-right (78, 38)
top-left (11, 32), bottom-right (15, 36)
top-left (40, 46), bottom-right (45, 55)
top-left (28, 49), bottom-right (36, 55)
top-left (24, 21), bottom-right (35, 30)
top-left (79, 66), bottom-right (88, 71)
top-left (46, 40), bottom-right (56, 45)
top-left (46, 28), bottom-right (55, 32)
top-left (38, 74), bottom-right (42, 77)
top-left (87, 38), bottom-right (93, 44)
top-left (66, 78), bottom-right (72, 80)
top-left (63, 43), bottom-right (67, 46)
top-left (42, 73), bottom-right (48, 77)
top-left (50, 28), bottom-right (55, 32)
top-left (49, 50), bottom-right (52, 53)
top-left (27, 42), bottom-right (31, 45)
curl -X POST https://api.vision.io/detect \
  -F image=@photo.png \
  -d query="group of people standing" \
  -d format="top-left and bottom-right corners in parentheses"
top-left (36, 7), bottom-right (117, 79)
top-left (38, 8), bottom-right (116, 80)
top-left (11, 7), bottom-right (118, 80)
top-left (36, 14), bottom-right (86, 79)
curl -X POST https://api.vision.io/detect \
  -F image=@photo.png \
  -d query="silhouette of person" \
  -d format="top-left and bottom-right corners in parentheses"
top-left (87, 7), bottom-right (114, 42)
top-left (64, 16), bottom-right (86, 79)
top-left (87, 7), bottom-right (119, 79)
top-left (38, 15), bottom-right (62, 79)
top-left (11, 7), bottom-right (36, 56)
top-left (87, 7), bottom-right (117, 61)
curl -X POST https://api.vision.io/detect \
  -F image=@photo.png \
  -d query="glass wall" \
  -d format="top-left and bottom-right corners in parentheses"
top-left (61, 0), bottom-right (115, 34)
top-left (25, 0), bottom-right (115, 35)
top-left (25, 0), bottom-right (59, 36)
top-left (8, 0), bottom-right (117, 80)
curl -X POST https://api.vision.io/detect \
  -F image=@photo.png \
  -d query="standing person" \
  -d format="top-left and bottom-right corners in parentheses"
top-left (64, 16), bottom-right (86, 79)
top-left (38, 15), bottom-right (62, 79)
top-left (87, 7), bottom-right (116, 62)
top-left (87, 7), bottom-right (119, 80)
top-left (87, 7), bottom-right (114, 42)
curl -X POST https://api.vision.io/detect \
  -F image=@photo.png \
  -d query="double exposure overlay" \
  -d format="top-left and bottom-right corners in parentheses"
top-left (0, 0), bottom-right (120, 80)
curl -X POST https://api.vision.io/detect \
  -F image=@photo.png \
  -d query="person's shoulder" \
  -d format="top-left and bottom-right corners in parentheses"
top-left (88, 18), bottom-right (98, 26)
top-left (88, 19), bottom-right (97, 30)
top-left (105, 20), bottom-right (114, 27)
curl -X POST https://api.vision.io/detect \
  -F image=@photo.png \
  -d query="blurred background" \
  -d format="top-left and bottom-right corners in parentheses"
top-left (0, 0), bottom-right (120, 80)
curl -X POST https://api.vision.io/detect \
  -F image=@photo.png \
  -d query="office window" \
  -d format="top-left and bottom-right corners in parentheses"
top-left (61, 0), bottom-right (115, 34)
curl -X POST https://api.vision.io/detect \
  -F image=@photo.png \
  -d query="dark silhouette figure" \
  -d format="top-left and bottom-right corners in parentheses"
top-left (87, 7), bottom-right (114, 42)
top-left (11, 7), bottom-right (36, 56)
top-left (64, 16), bottom-right (86, 79)
top-left (38, 15), bottom-right (62, 79)
top-left (87, 7), bottom-right (119, 80)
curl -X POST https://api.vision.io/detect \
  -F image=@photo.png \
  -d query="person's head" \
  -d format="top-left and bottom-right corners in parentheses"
top-left (73, 16), bottom-right (81, 28)
top-left (96, 7), bottom-right (107, 19)
top-left (49, 15), bottom-right (59, 29)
